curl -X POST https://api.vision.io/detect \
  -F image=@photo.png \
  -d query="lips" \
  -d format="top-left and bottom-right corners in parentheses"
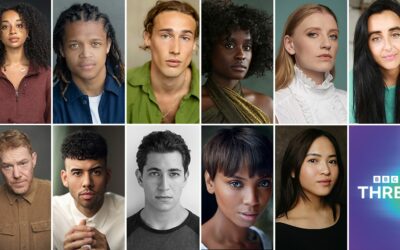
top-left (382, 53), bottom-right (398, 61)
top-left (317, 179), bottom-right (332, 186)
top-left (231, 64), bottom-right (247, 72)
top-left (8, 37), bottom-right (19, 43)
top-left (79, 191), bottom-right (95, 200)
top-left (238, 211), bottom-right (259, 222)
top-left (317, 54), bottom-right (332, 60)
top-left (79, 62), bottom-right (96, 70)
top-left (155, 195), bottom-right (173, 201)
top-left (165, 59), bottom-right (181, 67)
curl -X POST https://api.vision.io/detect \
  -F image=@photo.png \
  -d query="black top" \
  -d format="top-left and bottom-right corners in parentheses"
top-left (276, 206), bottom-right (347, 250)
top-left (127, 209), bottom-right (199, 250)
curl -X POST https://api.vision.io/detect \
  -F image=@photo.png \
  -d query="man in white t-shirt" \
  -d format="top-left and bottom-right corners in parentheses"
top-left (53, 130), bottom-right (124, 250)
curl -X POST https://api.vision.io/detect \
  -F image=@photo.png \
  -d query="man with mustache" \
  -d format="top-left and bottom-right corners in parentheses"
top-left (0, 129), bottom-right (50, 250)
top-left (127, 130), bottom-right (199, 249)
top-left (53, 130), bottom-right (124, 250)
top-left (127, 0), bottom-right (199, 123)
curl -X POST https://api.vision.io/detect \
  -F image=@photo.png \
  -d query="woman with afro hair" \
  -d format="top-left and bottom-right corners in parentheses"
top-left (0, 3), bottom-right (50, 123)
top-left (202, 0), bottom-right (273, 124)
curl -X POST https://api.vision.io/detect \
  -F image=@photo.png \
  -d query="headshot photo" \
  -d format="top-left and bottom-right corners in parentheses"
top-left (53, 0), bottom-right (125, 124)
top-left (126, 0), bottom-right (200, 124)
top-left (350, 0), bottom-right (400, 123)
top-left (52, 126), bottom-right (125, 250)
top-left (275, 126), bottom-right (347, 250)
top-left (275, 0), bottom-right (348, 124)
top-left (0, 0), bottom-right (51, 123)
top-left (126, 125), bottom-right (200, 249)
top-left (201, 126), bottom-right (273, 249)
top-left (0, 126), bottom-right (51, 249)
top-left (201, 0), bottom-right (273, 124)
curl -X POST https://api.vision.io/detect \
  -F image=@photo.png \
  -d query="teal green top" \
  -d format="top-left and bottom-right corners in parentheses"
top-left (127, 61), bottom-right (199, 123)
top-left (349, 72), bottom-right (396, 123)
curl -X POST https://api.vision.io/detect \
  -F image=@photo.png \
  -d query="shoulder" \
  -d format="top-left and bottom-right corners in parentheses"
top-left (201, 86), bottom-right (214, 111)
top-left (105, 192), bottom-right (125, 211)
top-left (275, 87), bottom-right (293, 104)
top-left (250, 226), bottom-right (272, 250)
top-left (127, 210), bottom-right (142, 236)
top-left (127, 62), bottom-right (150, 86)
top-left (36, 178), bottom-right (51, 191)
top-left (185, 210), bottom-right (199, 234)
top-left (242, 87), bottom-right (273, 116)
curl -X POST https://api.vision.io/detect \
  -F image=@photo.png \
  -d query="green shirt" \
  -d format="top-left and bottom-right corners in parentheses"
top-left (127, 61), bottom-right (199, 123)
top-left (349, 71), bottom-right (396, 123)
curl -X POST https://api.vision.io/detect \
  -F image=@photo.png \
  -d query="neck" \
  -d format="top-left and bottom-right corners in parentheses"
top-left (150, 63), bottom-right (190, 95)
top-left (381, 68), bottom-right (399, 87)
top-left (208, 208), bottom-right (249, 244)
top-left (210, 74), bottom-right (240, 89)
top-left (73, 67), bottom-right (106, 96)
top-left (140, 203), bottom-right (188, 230)
top-left (295, 194), bottom-right (327, 212)
top-left (3, 48), bottom-right (29, 66)
top-left (76, 197), bottom-right (104, 218)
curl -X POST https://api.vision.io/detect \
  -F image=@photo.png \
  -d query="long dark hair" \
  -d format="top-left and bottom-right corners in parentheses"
top-left (53, 3), bottom-right (124, 98)
top-left (277, 129), bottom-right (344, 220)
top-left (0, 3), bottom-right (50, 69)
top-left (354, 0), bottom-right (400, 123)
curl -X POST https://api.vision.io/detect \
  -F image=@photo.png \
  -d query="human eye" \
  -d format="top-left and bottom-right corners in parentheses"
top-left (16, 23), bottom-right (24, 29)
top-left (0, 24), bottom-right (9, 31)
top-left (148, 171), bottom-right (160, 177)
top-left (68, 43), bottom-right (79, 49)
top-left (370, 35), bottom-right (381, 43)
top-left (329, 33), bottom-right (338, 40)
top-left (181, 35), bottom-right (192, 41)
top-left (258, 179), bottom-right (271, 188)
top-left (169, 172), bottom-right (181, 178)
top-left (392, 32), bottom-right (400, 39)
top-left (243, 44), bottom-right (252, 51)
top-left (224, 41), bottom-right (235, 49)
top-left (307, 32), bottom-right (318, 38)
top-left (1, 164), bottom-right (12, 170)
top-left (91, 169), bottom-right (103, 176)
top-left (228, 180), bottom-right (243, 189)
top-left (161, 33), bottom-right (172, 39)
top-left (328, 159), bottom-right (338, 165)
top-left (71, 170), bottom-right (82, 176)
top-left (307, 158), bottom-right (318, 164)
top-left (91, 41), bottom-right (102, 48)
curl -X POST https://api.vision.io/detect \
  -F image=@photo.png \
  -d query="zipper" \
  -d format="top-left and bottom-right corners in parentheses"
top-left (15, 90), bottom-right (19, 102)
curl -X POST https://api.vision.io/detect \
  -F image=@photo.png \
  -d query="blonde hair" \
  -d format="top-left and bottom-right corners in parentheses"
top-left (0, 129), bottom-right (33, 154)
top-left (275, 4), bottom-right (337, 90)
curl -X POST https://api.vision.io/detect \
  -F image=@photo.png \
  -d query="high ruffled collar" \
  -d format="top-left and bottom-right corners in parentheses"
top-left (293, 64), bottom-right (334, 90)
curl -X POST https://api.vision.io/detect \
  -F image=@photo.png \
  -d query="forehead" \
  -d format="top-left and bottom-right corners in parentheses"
top-left (368, 10), bottom-right (400, 32)
top-left (0, 146), bottom-right (31, 161)
top-left (1, 10), bottom-right (21, 22)
top-left (295, 12), bottom-right (338, 32)
top-left (64, 158), bottom-right (105, 170)
top-left (63, 20), bottom-right (107, 41)
top-left (307, 136), bottom-right (336, 154)
top-left (144, 151), bottom-right (184, 171)
top-left (223, 29), bottom-right (251, 40)
top-left (152, 11), bottom-right (196, 33)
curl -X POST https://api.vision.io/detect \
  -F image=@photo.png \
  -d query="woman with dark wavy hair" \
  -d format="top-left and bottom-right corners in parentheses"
top-left (276, 128), bottom-right (346, 250)
top-left (201, 0), bottom-right (273, 123)
top-left (0, 3), bottom-right (50, 123)
top-left (351, 0), bottom-right (400, 123)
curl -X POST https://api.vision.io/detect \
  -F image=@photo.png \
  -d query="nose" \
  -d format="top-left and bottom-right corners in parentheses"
top-left (82, 172), bottom-right (93, 188)
top-left (319, 162), bottom-right (331, 175)
top-left (79, 44), bottom-right (93, 58)
top-left (9, 25), bottom-right (16, 35)
top-left (12, 166), bottom-right (21, 179)
top-left (383, 37), bottom-right (394, 51)
top-left (157, 174), bottom-right (170, 191)
top-left (235, 47), bottom-right (246, 61)
top-left (243, 186), bottom-right (259, 206)
top-left (320, 35), bottom-right (332, 50)
top-left (169, 38), bottom-right (180, 55)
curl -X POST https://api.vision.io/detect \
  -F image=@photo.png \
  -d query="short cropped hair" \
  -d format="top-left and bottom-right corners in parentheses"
top-left (61, 130), bottom-right (108, 164)
top-left (0, 129), bottom-right (33, 154)
top-left (203, 127), bottom-right (273, 179)
top-left (141, 0), bottom-right (199, 50)
top-left (136, 130), bottom-right (191, 173)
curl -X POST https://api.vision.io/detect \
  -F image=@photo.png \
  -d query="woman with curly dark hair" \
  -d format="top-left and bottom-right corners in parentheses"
top-left (202, 0), bottom-right (273, 123)
top-left (275, 4), bottom-right (347, 124)
top-left (0, 3), bottom-right (50, 123)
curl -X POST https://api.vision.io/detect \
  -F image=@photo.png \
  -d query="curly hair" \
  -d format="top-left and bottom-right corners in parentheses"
top-left (0, 3), bottom-right (50, 69)
top-left (136, 130), bottom-right (191, 174)
top-left (61, 130), bottom-right (108, 163)
top-left (53, 3), bottom-right (124, 98)
top-left (201, 0), bottom-right (273, 78)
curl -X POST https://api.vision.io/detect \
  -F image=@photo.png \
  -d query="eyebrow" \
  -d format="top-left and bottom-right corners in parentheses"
top-left (306, 153), bottom-right (337, 158)
top-left (70, 166), bottom-right (103, 172)
top-left (305, 27), bottom-right (339, 33)
top-left (158, 28), bottom-right (194, 35)
top-left (369, 26), bottom-right (400, 37)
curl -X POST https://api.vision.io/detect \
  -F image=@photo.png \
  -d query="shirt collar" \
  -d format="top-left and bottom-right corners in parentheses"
top-left (128, 61), bottom-right (199, 99)
top-left (69, 192), bottom-right (108, 229)
top-left (5, 178), bottom-right (38, 205)
top-left (63, 72), bottom-right (122, 102)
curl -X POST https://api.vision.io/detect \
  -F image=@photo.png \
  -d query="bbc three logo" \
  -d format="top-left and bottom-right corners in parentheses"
top-left (358, 175), bottom-right (400, 199)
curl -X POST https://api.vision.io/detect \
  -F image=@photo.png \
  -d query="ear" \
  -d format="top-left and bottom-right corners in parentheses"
top-left (135, 169), bottom-right (143, 187)
top-left (204, 171), bottom-right (215, 194)
top-left (291, 170), bottom-right (295, 179)
top-left (61, 169), bottom-right (68, 188)
top-left (31, 152), bottom-right (37, 169)
top-left (59, 45), bottom-right (65, 57)
top-left (143, 31), bottom-right (151, 49)
top-left (184, 170), bottom-right (189, 182)
top-left (106, 38), bottom-right (111, 54)
top-left (284, 35), bottom-right (296, 55)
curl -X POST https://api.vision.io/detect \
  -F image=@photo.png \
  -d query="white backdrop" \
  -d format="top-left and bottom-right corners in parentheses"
top-left (126, 125), bottom-right (201, 217)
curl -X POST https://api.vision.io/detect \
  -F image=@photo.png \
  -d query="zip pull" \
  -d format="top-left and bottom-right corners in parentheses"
top-left (15, 90), bottom-right (18, 102)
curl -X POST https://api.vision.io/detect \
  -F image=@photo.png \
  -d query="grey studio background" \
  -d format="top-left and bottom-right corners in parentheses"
top-left (0, 126), bottom-right (51, 185)
top-left (53, 126), bottom-right (125, 196)
top-left (201, 0), bottom-right (274, 97)
top-left (127, 0), bottom-right (199, 69)
top-left (275, 126), bottom-right (348, 208)
top-left (52, 0), bottom-right (125, 80)
top-left (201, 125), bottom-right (274, 241)
top-left (126, 125), bottom-right (201, 217)
top-left (275, 0), bottom-right (347, 91)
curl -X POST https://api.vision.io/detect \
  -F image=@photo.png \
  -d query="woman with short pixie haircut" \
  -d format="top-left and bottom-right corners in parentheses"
top-left (202, 0), bottom-right (273, 123)
top-left (275, 4), bottom-right (347, 124)
top-left (202, 127), bottom-right (273, 249)
top-left (276, 128), bottom-right (346, 250)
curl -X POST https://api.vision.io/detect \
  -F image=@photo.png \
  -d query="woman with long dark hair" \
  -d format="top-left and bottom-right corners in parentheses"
top-left (276, 128), bottom-right (346, 250)
top-left (0, 3), bottom-right (50, 123)
top-left (352, 0), bottom-right (400, 123)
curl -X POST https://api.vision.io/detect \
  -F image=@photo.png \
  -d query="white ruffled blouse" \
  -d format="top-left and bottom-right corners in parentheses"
top-left (275, 65), bottom-right (347, 124)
